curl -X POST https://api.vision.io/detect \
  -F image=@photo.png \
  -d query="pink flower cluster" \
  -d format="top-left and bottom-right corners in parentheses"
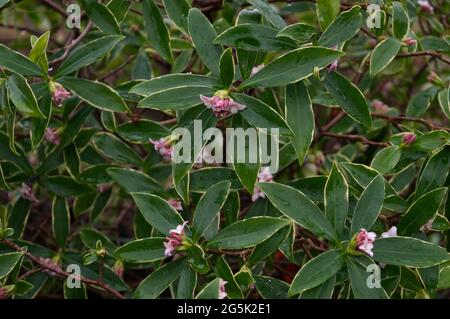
top-left (167, 198), bottom-right (183, 211)
top-left (403, 133), bottom-right (416, 145)
top-left (200, 95), bottom-right (246, 118)
top-left (52, 83), bottom-right (71, 106)
top-left (45, 127), bottom-right (60, 145)
top-left (418, 0), bottom-right (434, 14)
top-left (20, 183), bottom-right (38, 203)
top-left (163, 221), bottom-right (188, 257)
top-left (372, 99), bottom-right (389, 114)
top-left (252, 167), bottom-right (273, 202)
top-left (219, 279), bottom-right (228, 299)
top-left (356, 226), bottom-right (397, 257)
top-left (403, 37), bottom-right (417, 46)
top-left (150, 138), bottom-right (173, 161)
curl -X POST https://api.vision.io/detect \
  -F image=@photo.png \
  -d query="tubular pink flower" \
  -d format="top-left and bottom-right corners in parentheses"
top-left (418, 0), bottom-right (434, 14)
top-left (356, 228), bottom-right (376, 257)
top-left (381, 226), bottom-right (397, 238)
top-left (403, 133), bottom-right (416, 145)
top-left (200, 95), bottom-right (246, 117)
top-left (163, 221), bottom-right (189, 257)
top-left (150, 138), bottom-right (173, 160)
top-left (45, 127), bottom-right (61, 145)
top-left (218, 279), bottom-right (228, 299)
top-left (252, 167), bottom-right (274, 202)
top-left (53, 83), bottom-right (71, 106)
top-left (20, 183), bottom-right (38, 203)
top-left (403, 37), bottom-right (417, 46)
top-left (167, 198), bottom-right (183, 211)
top-left (328, 59), bottom-right (339, 72)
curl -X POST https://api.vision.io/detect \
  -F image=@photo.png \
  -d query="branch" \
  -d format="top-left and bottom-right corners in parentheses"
top-left (396, 50), bottom-right (450, 65)
top-left (373, 113), bottom-right (450, 132)
top-left (321, 131), bottom-right (390, 147)
top-left (1, 239), bottom-right (125, 299)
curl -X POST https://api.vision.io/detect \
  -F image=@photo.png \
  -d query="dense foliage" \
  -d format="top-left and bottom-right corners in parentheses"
top-left (0, 0), bottom-right (450, 299)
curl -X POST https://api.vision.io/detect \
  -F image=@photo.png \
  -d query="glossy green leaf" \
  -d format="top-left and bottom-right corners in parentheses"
top-left (277, 23), bottom-right (316, 43)
top-left (371, 145), bottom-right (401, 174)
top-left (131, 193), bottom-right (184, 234)
top-left (107, 167), bottom-right (162, 193)
top-left (347, 255), bottom-right (388, 299)
top-left (143, 0), bottom-right (172, 63)
top-left (248, 224), bottom-right (291, 266)
top-left (54, 36), bottom-right (124, 78)
top-left (206, 217), bottom-right (289, 249)
top-left (133, 258), bottom-right (187, 299)
top-left (415, 146), bottom-right (450, 198)
top-left (219, 48), bottom-right (235, 88)
top-left (285, 81), bottom-right (314, 164)
top-left (215, 256), bottom-right (243, 299)
top-left (240, 46), bottom-right (344, 89)
top-left (316, 0), bottom-right (340, 30)
top-left (372, 237), bottom-right (450, 267)
top-left (350, 175), bottom-right (385, 236)
top-left (370, 38), bottom-right (402, 77)
top-left (254, 275), bottom-right (290, 299)
top-left (392, 2), bottom-right (409, 40)
top-left (58, 77), bottom-right (129, 113)
top-left (82, 0), bottom-right (121, 35)
top-left (318, 6), bottom-right (363, 47)
top-left (324, 163), bottom-right (348, 237)
top-left (398, 188), bottom-right (447, 236)
top-left (8, 198), bottom-right (30, 239)
top-left (247, 0), bottom-right (286, 30)
top-left (117, 119), bottom-right (170, 144)
top-left (43, 176), bottom-right (94, 197)
top-left (6, 74), bottom-right (45, 118)
top-left (0, 252), bottom-right (23, 279)
top-left (259, 182), bottom-right (338, 241)
top-left (52, 196), bottom-right (70, 247)
top-left (324, 71), bottom-right (371, 128)
top-left (92, 132), bottom-right (142, 166)
top-left (115, 237), bottom-right (165, 262)
top-left (29, 31), bottom-right (50, 73)
top-left (289, 249), bottom-right (344, 296)
top-left (192, 181), bottom-right (230, 241)
top-left (0, 43), bottom-right (44, 77)
top-left (162, 0), bottom-right (190, 33)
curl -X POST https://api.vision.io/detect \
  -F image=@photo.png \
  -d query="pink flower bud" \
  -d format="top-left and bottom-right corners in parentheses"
top-left (218, 279), bottom-right (228, 299)
top-left (355, 228), bottom-right (376, 257)
top-left (402, 133), bottom-right (416, 145)
top-left (163, 221), bottom-right (188, 257)
top-left (418, 0), bottom-right (434, 14)
top-left (52, 83), bottom-right (71, 106)
top-left (167, 198), bottom-right (183, 211)
top-left (372, 99), bottom-right (389, 114)
top-left (150, 138), bottom-right (173, 161)
top-left (45, 127), bottom-right (61, 145)
top-left (200, 94), bottom-right (246, 118)
top-left (20, 183), bottom-right (38, 203)
top-left (403, 37), bottom-right (417, 46)
top-left (112, 261), bottom-right (125, 279)
top-left (97, 184), bottom-right (110, 193)
top-left (328, 59), bottom-right (339, 72)
top-left (252, 167), bottom-right (274, 202)
top-left (381, 226), bottom-right (397, 238)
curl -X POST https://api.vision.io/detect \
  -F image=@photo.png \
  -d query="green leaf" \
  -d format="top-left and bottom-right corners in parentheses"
top-left (117, 119), bottom-right (170, 144)
top-left (58, 77), bottom-right (129, 113)
top-left (0, 252), bottom-right (23, 279)
top-left (192, 181), bottom-right (230, 241)
top-left (80, 228), bottom-right (117, 252)
top-left (219, 48), bottom-right (235, 89)
top-left (285, 81), bottom-right (314, 164)
top-left (0, 43), bottom-right (44, 76)
top-left (190, 167), bottom-right (243, 192)
top-left (233, 93), bottom-right (292, 135)
top-left (248, 224), bottom-right (291, 266)
top-left (30, 89), bottom-right (52, 148)
top-left (277, 23), bottom-right (316, 43)
top-left (415, 146), bottom-right (450, 198)
top-left (188, 8), bottom-right (222, 77)
top-left (371, 145), bottom-right (401, 174)
top-left (130, 73), bottom-right (219, 97)
top-left (325, 163), bottom-right (348, 237)
top-left (206, 217), bottom-right (289, 249)
top-left (392, 1), bottom-right (409, 40)
top-left (133, 258), bottom-right (187, 299)
top-left (254, 275), bottom-right (290, 299)
top-left (240, 46), bottom-right (344, 89)
top-left (6, 74), bottom-right (45, 118)
top-left (215, 24), bottom-right (296, 51)
top-left (398, 188), bottom-right (447, 236)
top-left (318, 6), bottom-right (363, 47)
top-left (131, 193), bottom-right (184, 234)
top-left (54, 36), bottom-right (124, 78)
top-left (300, 275), bottom-right (336, 299)
top-left (289, 249), bottom-right (344, 296)
top-left (52, 196), bottom-right (70, 247)
top-left (92, 132), bottom-right (142, 166)
top-left (405, 87), bottom-right (437, 117)
top-left (438, 88), bottom-right (450, 119)
top-left (372, 237), bottom-right (450, 267)
top-left (215, 256), bottom-right (244, 299)
top-left (143, 0), bottom-right (173, 63)
top-left (370, 38), bottom-right (402, 77)
top-left (247, 0), bottom-right (286, 30)
top-left (115, 238), bottom-right (165, 262)
top-left (82, 0), bottom-right (121, 35)
top-left (177, 267), bottom-right (197, 299)
top-left (29, 31), bottom-right (50, 73)
top-left (350, 175), bottom-right (385, 236)
top-left (347, 255), bottom-right (388, 299)
top-left (138, 86), bottom-right (215, 110)
top-left (324, 71), bottom-right (371, 128)
top-left (196, 278), bottom-right (222, 299)
top-left (43, 176), bottom-right (94, 197)
top-left (162, 0), bottom-right (190, 33)
top-left (107, 167), bottom-right (162, 193)
top-left (8, 198), bottom-right (30, 239)
top-left (107, 0), bottom-right (131, 22)
top-left (316, 0), bottom-right (340, 30)
top-left (259, 182), bottom-right (338, 241)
